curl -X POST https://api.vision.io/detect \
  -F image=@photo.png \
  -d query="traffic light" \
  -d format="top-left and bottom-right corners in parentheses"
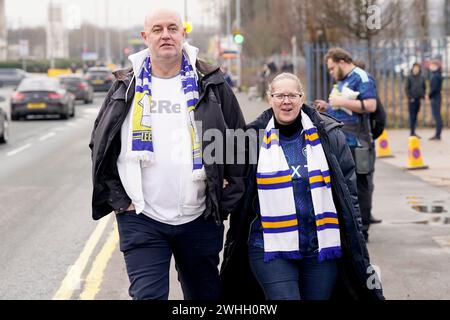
top-left (123, 47), bottom-right (130, 55)
top-left (184, 21), bottom-right (193, 34)
top-left (233, 30), bottom-right (244, 44)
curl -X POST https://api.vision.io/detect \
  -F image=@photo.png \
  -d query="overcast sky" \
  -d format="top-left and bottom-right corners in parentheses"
top-left (5, 0), bottom-right (209, 29)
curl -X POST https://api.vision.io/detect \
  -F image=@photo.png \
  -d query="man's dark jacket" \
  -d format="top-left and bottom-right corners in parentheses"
top-left (429, 69), bottom-right (443, 99)
top-left (220, 105), bottom-right (384, 300)
top-left (89, 60), bottom-right (246, 224)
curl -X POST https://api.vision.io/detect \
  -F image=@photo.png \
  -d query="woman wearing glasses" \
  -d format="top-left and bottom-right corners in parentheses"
top-left (221, 73), bottom-right (383, 300)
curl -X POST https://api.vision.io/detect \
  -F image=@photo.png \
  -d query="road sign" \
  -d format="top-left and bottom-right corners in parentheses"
top-left (82, 52), bottom-right (98, 61)
top-left (222, 50), bottom-right (238, 60)
top-left (19, 39), bottom-right (29, 57)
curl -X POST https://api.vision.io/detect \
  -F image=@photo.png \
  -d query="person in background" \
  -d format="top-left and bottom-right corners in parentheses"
top-left (281, 60), bottom-right (294, 73)
top-left (405, 63), bottom-right (426, 138)
top-left (428, 60), bottom-right (443, 141)
top-left (70, 63), bottom-right (77, 74)
top-left (266, 60), bottom-right (278, 75)
top-left (221, 65), bottom-right (234, 88)
top-left (353, 59), bottom-right (383, 225)
top-left (313, 47), bottom-right (377, 242)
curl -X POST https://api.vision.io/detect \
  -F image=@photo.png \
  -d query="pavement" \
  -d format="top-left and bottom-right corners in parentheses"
top-left (377, 128), bottom-right (450, 191)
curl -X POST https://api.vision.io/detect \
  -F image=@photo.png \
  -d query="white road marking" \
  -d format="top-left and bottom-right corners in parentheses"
top-left (79, 223), bottom-right (119, 300)
top-left (52, 215), bottom-right (112, 300)
top-left (6, 143), bottom-right (31, 156)
top-left (38, 132), bottom-right (56, 141)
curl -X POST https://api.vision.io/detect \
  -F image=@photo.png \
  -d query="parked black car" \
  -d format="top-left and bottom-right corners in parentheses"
top-left (59, 74), bottom-right (94, 104)
top-left (10, 77), bottom-right (76, 120)
top-left (0, 96), bottom-right (9, 143)
top-left (84, 67), bottom-right (113, 92)
top-left (0, 68), bottom-right (27, 86)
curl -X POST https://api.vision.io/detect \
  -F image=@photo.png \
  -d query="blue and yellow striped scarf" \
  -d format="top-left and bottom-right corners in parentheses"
top-left (256, 111), bottom-right (342, 262)
top-left (130, 53), bottom-right (203, 177)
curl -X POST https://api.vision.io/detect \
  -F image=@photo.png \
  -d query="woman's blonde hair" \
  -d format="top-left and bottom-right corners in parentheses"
top-left (267, 73), bottom-right (304, 95)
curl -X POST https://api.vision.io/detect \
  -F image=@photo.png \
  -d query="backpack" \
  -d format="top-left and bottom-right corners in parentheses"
top-left (369, 97), bottom-right (386, 140)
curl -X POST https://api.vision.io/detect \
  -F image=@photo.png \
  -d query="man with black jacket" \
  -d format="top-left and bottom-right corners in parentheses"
top-left (89, 9), bottom-right (246, 300)
top-left (428, 60), bottom-right (443, 141)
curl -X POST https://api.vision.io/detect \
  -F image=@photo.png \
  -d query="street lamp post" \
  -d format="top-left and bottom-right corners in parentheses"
top-left (226, 0), bottom-right (232, 74)
top-left (236, 0), bottom-right (241, 90)
top-left (292, 36), bottom-right (298, 76)
top-left (104, 0), bottom-right (111, 63)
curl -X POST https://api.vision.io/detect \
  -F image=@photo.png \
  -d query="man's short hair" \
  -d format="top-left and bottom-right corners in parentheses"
top-left (429, 59), bottom-right (441, 67)
top-left (325, 47), bottom-right (353, 64)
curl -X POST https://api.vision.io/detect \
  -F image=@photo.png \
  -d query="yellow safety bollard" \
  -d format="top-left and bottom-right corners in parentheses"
top-left (407, 136), bottom-right (428, 170)
top-left (376, 129), bottom-right (394, 158)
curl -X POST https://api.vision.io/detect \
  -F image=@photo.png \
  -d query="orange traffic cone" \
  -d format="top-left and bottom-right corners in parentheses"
top-left (407, 136), bottom-right (428, 170)
top-left (376, 130), bottom-right (394, 158)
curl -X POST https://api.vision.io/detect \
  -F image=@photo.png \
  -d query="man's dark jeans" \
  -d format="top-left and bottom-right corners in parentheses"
top-left (431, 96), bottom-right (442, 138)
top-left (116, 212), bottom-right (224, 300)
top-left (248, 245), bottom-right (338, 300)
top-left (357, 171), bottom-right (373, 239)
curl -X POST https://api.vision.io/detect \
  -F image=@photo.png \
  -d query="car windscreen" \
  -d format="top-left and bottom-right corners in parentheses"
top-left (60, 78), bottom-right (81, 85)
top-left (18, 78), bottom-right (59, 91)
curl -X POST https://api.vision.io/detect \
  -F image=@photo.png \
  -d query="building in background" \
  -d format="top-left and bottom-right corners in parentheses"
top-left (403, 0), bottom-right (449, 39)
top-left (46, 2), bottom-right (68, 61)
top-left (0, 0), bottom-right (7, 60)
top-left (428, 0), bottom-right (447, 37)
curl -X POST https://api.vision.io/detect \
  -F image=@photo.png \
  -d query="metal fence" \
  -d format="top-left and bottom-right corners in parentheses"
top-left (304, 38), bottom-right (450, 128)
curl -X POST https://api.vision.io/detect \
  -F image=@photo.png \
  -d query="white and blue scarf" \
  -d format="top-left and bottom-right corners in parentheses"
top-left (256, 110), bottom-right (342, 262)
top-left (128, 53), bottom-right (204, 179)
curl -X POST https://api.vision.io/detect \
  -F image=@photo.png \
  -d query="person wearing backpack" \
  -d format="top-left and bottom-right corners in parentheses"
top-left (354, 60), bottom-right (385, 225)
top-left (314, 51), bottom-right (381, 242)
top-left (367, 96), bottom-right (385, 224)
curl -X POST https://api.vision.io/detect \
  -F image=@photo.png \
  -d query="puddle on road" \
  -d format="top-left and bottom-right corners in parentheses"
top-left (411, 205), bottom-right (447, 214)
top-left (406, 196), bottom-right (450, 225)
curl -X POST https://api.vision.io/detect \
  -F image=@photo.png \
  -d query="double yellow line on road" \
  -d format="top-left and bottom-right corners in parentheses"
top-left (53, 215), bottom-right (120, 300)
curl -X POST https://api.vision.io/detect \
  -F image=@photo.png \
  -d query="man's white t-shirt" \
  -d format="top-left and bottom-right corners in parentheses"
top-left (118, 75), bottom-right (206, 225)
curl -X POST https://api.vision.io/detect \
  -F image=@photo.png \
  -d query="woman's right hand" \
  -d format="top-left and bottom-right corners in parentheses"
top-left (313, 100), bottom-right (329, 112)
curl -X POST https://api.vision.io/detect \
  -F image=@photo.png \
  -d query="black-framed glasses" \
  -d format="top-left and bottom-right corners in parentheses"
top-left (270, 93), bottom-right (303, 102)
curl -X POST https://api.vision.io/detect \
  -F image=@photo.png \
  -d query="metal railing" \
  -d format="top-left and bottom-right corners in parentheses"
top-left (304, 38), bottom-right (450, 128)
